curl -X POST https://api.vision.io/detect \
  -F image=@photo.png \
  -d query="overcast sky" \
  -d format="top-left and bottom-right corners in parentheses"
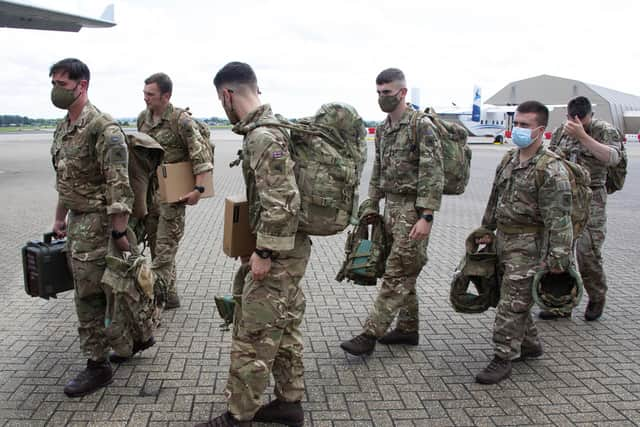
top-left (1, 0), bottom-right (639, 121)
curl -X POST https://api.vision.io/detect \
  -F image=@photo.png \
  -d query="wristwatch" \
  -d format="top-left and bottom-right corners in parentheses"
top-left (254, 248), bottom-right (273, 259)
top-left (193, 185), bottom-right (205, 194)
top-left (420, 213), bottom-right (434, 223)
top-left (111, 229), bottom-right (127, 239)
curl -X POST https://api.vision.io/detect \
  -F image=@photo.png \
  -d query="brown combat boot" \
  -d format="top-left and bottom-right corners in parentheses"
top-left (165, 292), bottom-right (181, 309)
top-left (194, 411), bottom-right (251, 427)
top-left (513, 342), bottom-right (544, 362)
top-left (538, 310), bottom-right (571, 320)
top-left (109, 336), bottom-right (156, 364)
top-left (585, 299), bottom-right (605, 321)
top-left (340, 333), bottom-right (376, 356)
top-left (253, 399), bottom-right (304, 427)
top-left (63, 359), bottom-right (113, 397)
top-left (475, 356), bottom-right (512, 384)
top-left (378, 329), bottom-right (419, 346)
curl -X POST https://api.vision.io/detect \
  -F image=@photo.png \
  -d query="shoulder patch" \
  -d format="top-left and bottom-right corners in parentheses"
top-left (272, 150), bottom-right (284, 159)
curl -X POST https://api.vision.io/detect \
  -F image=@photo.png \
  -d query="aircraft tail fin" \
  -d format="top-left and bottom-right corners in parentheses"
top-left (101, 4), bottom-right (115, 23)
top-left (472, 86), bottom-right (481, 122)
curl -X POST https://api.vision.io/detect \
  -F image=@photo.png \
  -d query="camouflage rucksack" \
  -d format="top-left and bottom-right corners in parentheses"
top-left (252, 103), bottom-right (368, 235)
top-left (606, 140), bottom-right (628, 194)
top-left (450, 227), bottom-right (500, 314)
top-left (412, 110), bottom-right (472, 195)
top-left (335, 204), bottom-right (387, 286)
top-left (535, 150), bottom-right (592, 239)
top-left (496, 149), bottom-right (592, 239)
top-left (170, 107), bottom-right (212, 146)
top-left (88, 115), bottom-right (165, 245)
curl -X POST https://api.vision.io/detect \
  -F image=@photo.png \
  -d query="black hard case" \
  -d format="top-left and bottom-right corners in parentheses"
top-left (22, 232), bottom-right (74, 299)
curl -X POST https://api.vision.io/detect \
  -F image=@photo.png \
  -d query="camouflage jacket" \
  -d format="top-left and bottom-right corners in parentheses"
top-left (232, 104), bottom-right (300, 251)
top-left (549, 119), bottom-right (622, 187)
top-left (368, 108), bottom-right (444, 211)
top-left (51, 102), bottom-right (133, 215)
top-left (482, 145), bottom-right (573, 270)
top-left (137, 103), bottom-right (213, 176)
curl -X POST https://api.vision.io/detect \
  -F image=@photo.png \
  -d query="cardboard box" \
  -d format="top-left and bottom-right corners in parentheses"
top-left (156, 161), bottom-right (214, 203)
top-left (223, 195), bottom-right (256, 257)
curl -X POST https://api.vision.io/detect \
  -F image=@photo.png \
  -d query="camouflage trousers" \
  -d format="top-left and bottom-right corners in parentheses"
top-left (493, 230), bottom-right (541, 360)
top-left (577, 187), bottom-right (608, 303)
top-left (145, 201), bottom-right (185, 298)
top-left (225, 233), bottom-right (311, 421)
top-left (363, 194), bottom-right (428, 337)
top-left (67, 211), bottom-right (111, 362)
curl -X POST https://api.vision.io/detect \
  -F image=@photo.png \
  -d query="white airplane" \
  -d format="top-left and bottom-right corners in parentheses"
top-left (429, 87), bottom-right (566, 142)
top-left (434, 87), bottom-right (514, 141)
top-left (0, 1), bottom-right (115, 32)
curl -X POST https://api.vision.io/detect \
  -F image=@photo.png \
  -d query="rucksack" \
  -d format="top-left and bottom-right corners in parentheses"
top-left (88, 114), bottom-right (165, 243)
top-left (411, 110), bottom-right (472, 195)
top-left (497, 149), bottom-right (592, 239)
top-left (335, 209), bottom-right (387, 286)
top-left (606, 140), bottom-right (628, 194)
top-left (169, 107), bottom-right (212, 146)
top-left (252, 103), bottom-right (368, 235)
top-left (535, 150), bottom-right (592, 239)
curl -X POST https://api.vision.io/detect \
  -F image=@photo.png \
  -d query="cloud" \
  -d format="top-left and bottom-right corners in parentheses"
top-left (1, 0), bottom-right (639, 120)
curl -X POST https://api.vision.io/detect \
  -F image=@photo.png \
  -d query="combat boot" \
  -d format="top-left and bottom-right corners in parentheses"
top-left (109, 336), bottom-right (156, 364)
top-left (378, 329), bottom-right (419, 346)
top-left (195, 411), bottom-right (251, 427)
top-left (585, 299), bottom-right (605, 321)
top-left (538, 310), bottom-right (571, 320)
top-left (475, 356), bottom-right (512, 384)
top-left (63, 359), bottom-right (113, 397)
top-left (165, 292), bottom-right (181, 309)
top-left (253, 399), bottom-right (304, 427)
top-left (513, 342), bottom-right (544, 362)
top-left (340, 333), bottom-right (376, 356)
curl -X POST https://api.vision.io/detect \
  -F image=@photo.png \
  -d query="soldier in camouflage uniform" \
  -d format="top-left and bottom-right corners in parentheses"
top-left (137, 73), bottom-right (214, 309)
top-left (475, 101), bottom-right (573, 384)
top-left (196, 62), bottom-right (310, 427)
top-left (49, 58), bottom-right (134, 397)
top-left (544, 96), bottom-right (623, 322)
top-left (340, 68), bottom-right (444, 356)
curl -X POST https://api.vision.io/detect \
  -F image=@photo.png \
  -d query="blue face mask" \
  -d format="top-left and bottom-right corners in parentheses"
top-left (512, 126), bottom-right (537, 148)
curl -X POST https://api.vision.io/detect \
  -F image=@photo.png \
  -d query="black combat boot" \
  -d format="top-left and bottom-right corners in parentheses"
top-left (253, 399), bottom-right (304, 427)
top-left (475, 356), bottom-right (512, 384)
top-left (538, 310), bottom-right (571, 320)
top-left (378, 329), bottom-right (419, 346)
top-left (109, 336), bottom-right (156, 364)
top-left (165, 292), bottom-right (181, 309)
top-left (195, 411), bottom-right (251, 427)
top-left (513, 342), bottom-right (544, 362)
top-left (585, 299), bottom-right (605, 321)
top-left (63, 359), bottom-right (113, 397)
top-left (340, 333), bottom-right (377, 356)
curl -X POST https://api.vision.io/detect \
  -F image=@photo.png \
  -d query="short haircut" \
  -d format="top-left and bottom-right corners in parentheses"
top-left (516, 100), bottom-right (549, 127)
top-left (376, 68), bottom-right (405, 85)
top-left (145, 72), bottom-right (172, 95)
top-left (567, 96), bottom-right (592, 119)
top-left (49, 58), bottom-right (90, 81)
top-left (213, 62), bottom-right (258, 90)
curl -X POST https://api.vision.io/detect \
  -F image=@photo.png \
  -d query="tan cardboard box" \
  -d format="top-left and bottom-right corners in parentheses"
top-left (156, 161), bottom-right (214, 203)
top-left (223, 195), bottom-right (256, 258)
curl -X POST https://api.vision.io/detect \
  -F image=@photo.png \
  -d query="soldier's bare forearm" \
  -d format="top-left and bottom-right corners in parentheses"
top-left (55, 199), bottom-right (68, 222)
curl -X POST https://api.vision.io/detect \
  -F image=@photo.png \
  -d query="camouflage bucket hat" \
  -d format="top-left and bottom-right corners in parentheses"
top-left (532, 265), bottom-right (584, 315)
